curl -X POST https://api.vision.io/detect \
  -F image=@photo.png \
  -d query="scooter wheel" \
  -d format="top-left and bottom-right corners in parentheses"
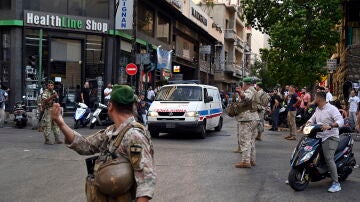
top-left (288, 168), bottom-right (310, 191)
top-left (89, 123), bottom-right (95, 129)
top-left (74, 121), bottom-right (80, 129)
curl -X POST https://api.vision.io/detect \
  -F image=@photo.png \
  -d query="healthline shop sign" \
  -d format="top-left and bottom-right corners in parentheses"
top-left (24, 10), bottom-right (110, 33)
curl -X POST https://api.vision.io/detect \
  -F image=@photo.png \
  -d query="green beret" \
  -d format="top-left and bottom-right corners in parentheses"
top-left (110, 85), bottom-right (135, 104)
top-left (47, 80), bottom-right (54, 85)
top-left (242, 77), bottom-right (253, 84)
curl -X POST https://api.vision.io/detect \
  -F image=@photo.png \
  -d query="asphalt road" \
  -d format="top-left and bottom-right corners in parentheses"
top-left (0, 116), bottom-right (359, 202)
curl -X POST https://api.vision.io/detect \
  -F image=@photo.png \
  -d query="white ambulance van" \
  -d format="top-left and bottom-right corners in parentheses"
top-left (147, 84), bottom-right (223, 138)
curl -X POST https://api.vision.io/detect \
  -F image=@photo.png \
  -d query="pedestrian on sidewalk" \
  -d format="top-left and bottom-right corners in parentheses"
top-left (104, 82), bottom-right (112, 105)
top-left (270, 89), bottom-right (282, 131)
top-left (51, 85), bottom-right (156, 201)
top-left (0, 83), bottom-right (8, 128)
top-left (348, 90), bottom-right (359, 129)
top-left (285, 85), bottom-right (301, 140)
top-left (41, 80), bottom-right (63, 145)
top-left (234, 77), bottom-right (259, 168)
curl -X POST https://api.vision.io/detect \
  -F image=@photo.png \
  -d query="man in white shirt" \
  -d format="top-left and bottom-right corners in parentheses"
top-left (325, 87), bottom-right (333, 102)
top-left (147, 86), bottom-right (155, 101)
top-left (0, 84), bottom-right (8, 128)
top-left (348, 90), bottom-right (359, 128)
top-left (103, 83), bottom-right (112, 105)
top-left (307, 91), bottom-right (344, 193)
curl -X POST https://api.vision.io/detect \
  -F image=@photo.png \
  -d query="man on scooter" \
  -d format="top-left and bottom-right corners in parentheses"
top-left (307, 91), bottom-right (344, 192)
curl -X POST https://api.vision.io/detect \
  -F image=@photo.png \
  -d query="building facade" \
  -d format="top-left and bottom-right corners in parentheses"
top-left (0, 0), bottom-right (223, 108)
top-left (200, 0), bottom-right (252, 92)
top-left (332, 0), bottom-right (360, 101)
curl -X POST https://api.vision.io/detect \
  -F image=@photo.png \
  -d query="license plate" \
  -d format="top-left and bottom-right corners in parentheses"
top-left (166, 123), bottom-right (175, 128)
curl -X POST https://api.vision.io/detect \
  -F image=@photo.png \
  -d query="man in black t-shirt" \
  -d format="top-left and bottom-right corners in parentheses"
top-left (285, 85), bottom-right (301, 140)
top-left (270, 89), bottom-right (282, 131)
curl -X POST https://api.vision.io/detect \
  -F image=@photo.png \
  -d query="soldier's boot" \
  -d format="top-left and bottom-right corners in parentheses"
top-left (44, 138), bottom-right (53, 145)
top-left (235, 161), bottom-right (251, 168)
top-left (256, 134), bottom-right (262, 141)
top-left (233, 146), bottom-right (241, 153)
top-left (250, 160), bottom-right (256, 166)
top-left (54, 135), bottom-right (63, 144)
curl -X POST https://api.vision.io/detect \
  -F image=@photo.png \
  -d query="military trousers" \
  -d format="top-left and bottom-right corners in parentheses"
top-left (257, 110), bottom-right (265, 135)
top-left (238, 120), bottom-right (258, 163)
top-left (42, 108), bottom-right (61, 141)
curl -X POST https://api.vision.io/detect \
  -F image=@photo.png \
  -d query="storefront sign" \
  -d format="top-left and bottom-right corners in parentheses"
top-left (115, 0), bottom-right (133, 30)
top-left (191, 7), bottom-right (207, 26)
top-left (24, 10), bottom-right (109, 33)
top-left (199, 45), bottom-right (211, 54)
top-left (157, 48), bottom-right (172, 70)
top-left (173, 65), bottom-right (180, 73)
top-left (161, 68), bottom-right (172, 81)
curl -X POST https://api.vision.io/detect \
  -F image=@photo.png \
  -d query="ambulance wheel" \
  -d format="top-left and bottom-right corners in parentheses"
top-left (215, 117), bottom-right (223, 132)
top-left (198, 121), bottom-right (207, 139)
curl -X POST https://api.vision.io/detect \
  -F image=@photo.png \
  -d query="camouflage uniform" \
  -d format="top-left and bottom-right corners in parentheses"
top-left (41, 89), bottom-right (61, 144)
top-left (235, 86), bottom-right (260, 164)
top-left (69, 116), bottom-right (156, 201)
top-left (256, 89), bottom-right (267, 138)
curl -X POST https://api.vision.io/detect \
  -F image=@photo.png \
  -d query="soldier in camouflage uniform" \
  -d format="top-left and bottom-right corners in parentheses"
top-left (234, 77), bottom-right (260, 168)
top-left (255, 82), bottom-right (266, 141)
top-left (51, 85), bottom-right (156, 202)
top-left (41, 80), bottom-right (63, 145)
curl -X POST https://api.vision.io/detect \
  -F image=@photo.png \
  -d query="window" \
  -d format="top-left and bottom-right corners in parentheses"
top-left (138, 4), bottom-right (154, 37)
top-left (0, 30), bottom-right (10, 86)
top-left (0, 0), bottom-right (11, 9)
top-left (24, 0), bottom-right (109, 19)
top-left (176, 36), bottom-right (194, 60)
top-left (85, 35), bottom-right (105, 79)
top-left (156, 86), bottom-right (202, 101)
top-left (157, 14), bottom-right (170, 43)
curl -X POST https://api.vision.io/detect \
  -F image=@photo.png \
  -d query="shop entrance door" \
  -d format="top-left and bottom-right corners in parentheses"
top-left (49, 38), bottom-right (83, 110)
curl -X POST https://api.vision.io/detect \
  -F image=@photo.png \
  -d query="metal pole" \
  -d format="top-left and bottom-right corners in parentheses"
top-left (131, 0), bottom-right (137, 91)
top-left (38, 29), bottom-right (43, 88)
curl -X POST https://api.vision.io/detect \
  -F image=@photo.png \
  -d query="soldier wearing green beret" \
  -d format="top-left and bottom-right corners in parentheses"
top-left (255, 82), bottom-right (270, 141)
top-left (51, 85), bottom-right (156, 202)
top-left (41, 80), bottom-right (63, 145)
top-left (234, 77), bottom-right (260, 168)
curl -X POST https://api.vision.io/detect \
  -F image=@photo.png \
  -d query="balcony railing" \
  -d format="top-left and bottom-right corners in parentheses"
top-left (224, 29), bottom-right (236, 41)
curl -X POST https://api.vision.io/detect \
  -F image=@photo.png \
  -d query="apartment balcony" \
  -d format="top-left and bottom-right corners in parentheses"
top-left (234, 37), bottom-right (244, 52)
top-left (225, 61), bottom-right (235, 72)
top-left (224, 29), bottom-right (236, 41)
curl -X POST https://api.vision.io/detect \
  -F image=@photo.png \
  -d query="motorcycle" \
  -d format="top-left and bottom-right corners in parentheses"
top-left (74, 103), bottom-right (92, 129)
top-left (89, 103), bottom-right (112, 129)
top-left (288, 124), bottom-right (356, 191)
top-left (13, 97), bottom-right (28, 128)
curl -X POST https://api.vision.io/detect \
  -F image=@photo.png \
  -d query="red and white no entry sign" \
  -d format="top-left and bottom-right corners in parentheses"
top-left (125, 63), bottom-right (138, 75)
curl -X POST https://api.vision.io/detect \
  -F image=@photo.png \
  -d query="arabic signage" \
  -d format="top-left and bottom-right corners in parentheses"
top-left (115, 0), bottom-right (133, 30)
top-left (24, 10), bottom-right (109, 33)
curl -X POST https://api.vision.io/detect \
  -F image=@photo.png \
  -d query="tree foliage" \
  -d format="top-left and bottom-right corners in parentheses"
top-left (241, 0), bottom-right (342, 87)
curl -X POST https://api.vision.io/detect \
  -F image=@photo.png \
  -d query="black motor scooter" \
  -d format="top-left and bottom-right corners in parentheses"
top-left (13, 96), bottom-right (28, 128)
top-left (89, 103), bottom-right (113, 129)
top-left (288, 124), bottom-right (356, 191)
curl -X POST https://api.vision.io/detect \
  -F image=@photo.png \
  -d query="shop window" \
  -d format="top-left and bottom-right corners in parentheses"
top-left (85, 35), bottom-right (105, 79)
top-left (0, 30), bottom-right (10, 86)
top-left (157, 14), bottom-right (170, 43)
top-left (24, 0), bottom-right (67, 14)
top-left (175, 36), bottom-right (194, 60)
top-left (352, 28), bottom-right (360, 45)
top-left (85, 0), bottom-right (109, 19)
top-left (0, 0), bottom-right (11, 9)
top-left (68, 0), bottom-right (85, 16)
top-left (138, 4), bottom-right (154, 37)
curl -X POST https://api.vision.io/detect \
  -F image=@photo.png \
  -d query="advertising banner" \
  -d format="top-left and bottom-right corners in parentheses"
top-left (157, 48), bottom-right (172, 70)
top-left (115, 0), bottom-right (133, 30)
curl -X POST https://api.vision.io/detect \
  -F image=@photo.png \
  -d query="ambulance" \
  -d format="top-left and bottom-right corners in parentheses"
top-left (147, 83), bottom-right (223, 138)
